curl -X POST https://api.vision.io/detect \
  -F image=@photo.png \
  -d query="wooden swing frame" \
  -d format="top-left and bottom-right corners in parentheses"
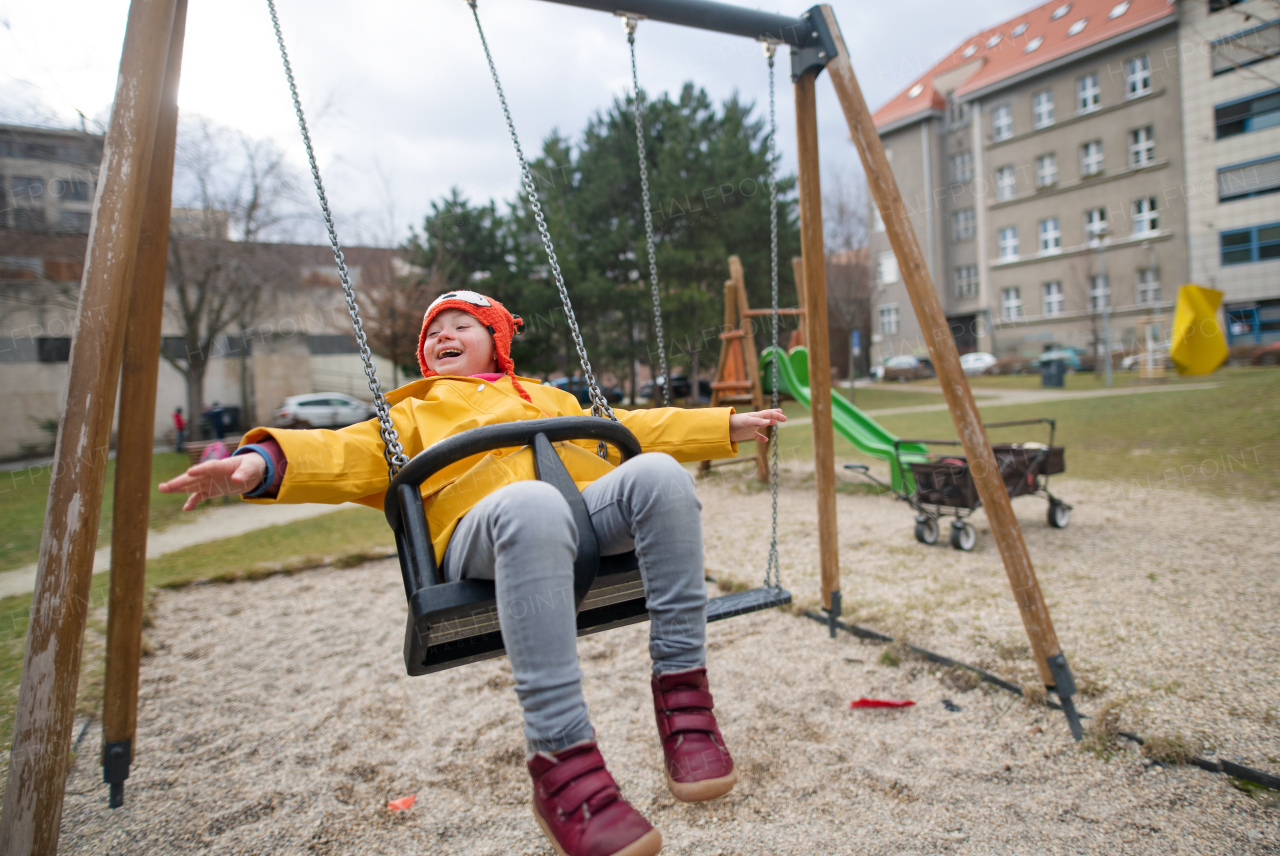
top-left (0, 2), bottom-right (1082, 850)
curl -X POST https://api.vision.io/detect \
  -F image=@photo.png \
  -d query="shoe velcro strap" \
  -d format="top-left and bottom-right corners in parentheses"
top-left (542, 751), bottom-right (606, 795)
top-left (555, 773), bottom-right (619, 815)
top-left (658, 711), bottom-right (719, 739)
top-left (658, 689), bottom-right (714, 711)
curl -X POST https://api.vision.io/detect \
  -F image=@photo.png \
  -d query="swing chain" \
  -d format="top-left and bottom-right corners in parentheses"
top-left (626, 18), bottom-right (670, 408)
top-left (765, 47), bottom-right (783, 591)
top-left (267, 0), bottom-right (408, 477)
top-left (469, 0), bottom-right (617, 448)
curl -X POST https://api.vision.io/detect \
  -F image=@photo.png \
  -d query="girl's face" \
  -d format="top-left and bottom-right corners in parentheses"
top-left (423, 308), bottom-right (499, 376)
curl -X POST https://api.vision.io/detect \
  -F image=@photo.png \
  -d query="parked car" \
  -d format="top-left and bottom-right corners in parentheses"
top-left (550, 377), bottom-right (625, 405)
top-left (883, 355), bottom-right (934, 382)
top-left (958, 351), bottom-right (998, 376)
top-left (274, 393), bottom-right (375, 429)
top-left (988, 355), bottom-right (1037, 375)
top-left (1252, 342), bottom-right (1280, 366)
top-left (640, 375), bottom-right (711, 402)
top-left (1033, 347), bottom-right (1085, 371)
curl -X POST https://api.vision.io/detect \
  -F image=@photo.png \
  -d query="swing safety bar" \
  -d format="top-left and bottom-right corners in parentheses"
top-left (384, 417), bottom-right (791, 675)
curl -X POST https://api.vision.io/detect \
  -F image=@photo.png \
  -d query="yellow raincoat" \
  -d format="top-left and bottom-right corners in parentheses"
top-left (239, 375), bottom-right (738, 563)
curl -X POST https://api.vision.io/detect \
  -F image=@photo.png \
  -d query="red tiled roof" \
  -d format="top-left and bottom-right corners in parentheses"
top-left (872, 0), bottom-right (1176, 130)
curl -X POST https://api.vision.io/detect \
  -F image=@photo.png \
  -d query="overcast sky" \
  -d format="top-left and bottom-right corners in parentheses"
top-left (1, 0), bottom-right (1033, 246)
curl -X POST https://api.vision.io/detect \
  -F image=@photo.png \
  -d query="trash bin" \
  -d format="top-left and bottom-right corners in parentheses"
top-left (1040, 358), bottom-right (1066, 388)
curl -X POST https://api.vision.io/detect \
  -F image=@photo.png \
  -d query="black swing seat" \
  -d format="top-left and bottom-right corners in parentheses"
top-left (383, 416), bottom-right (792, 676)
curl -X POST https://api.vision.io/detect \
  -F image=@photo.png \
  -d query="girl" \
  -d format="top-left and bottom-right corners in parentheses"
top-left (160, 290), bottom-right (785, 856)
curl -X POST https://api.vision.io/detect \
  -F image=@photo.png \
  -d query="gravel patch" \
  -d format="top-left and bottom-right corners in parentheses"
top-left (57, 467), bottom-right (1279, 854)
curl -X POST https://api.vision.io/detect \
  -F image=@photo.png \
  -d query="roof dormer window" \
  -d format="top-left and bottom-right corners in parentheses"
top-left (1052, 3), bottom-right (1072, 20)
top-left (1067, 18), bottom-right (1088, 36)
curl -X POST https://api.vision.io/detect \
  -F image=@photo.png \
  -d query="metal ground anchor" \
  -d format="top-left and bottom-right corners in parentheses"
top-left (1046, 652), bottom-right (1084, 741)
top-left (103, 738), bottom-right (131, 808)
top-left (826, 590), bottom-right (842, 639)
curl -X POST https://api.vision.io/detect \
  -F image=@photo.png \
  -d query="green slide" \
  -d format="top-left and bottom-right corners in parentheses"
top-left (760, 346), bottom-right (929, 493)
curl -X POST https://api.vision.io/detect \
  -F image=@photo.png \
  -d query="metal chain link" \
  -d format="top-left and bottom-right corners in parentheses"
top-left (267, 0), bottom-right (408, 477)
top-left (765, 46), bottom-right (783, 590)
top-left (626, 19), bottom-right (670, 407)
top-left (468, 1), bottom-right (617, 443)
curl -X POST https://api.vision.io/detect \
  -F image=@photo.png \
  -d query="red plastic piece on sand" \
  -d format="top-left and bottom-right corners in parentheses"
top-left (386, 794), bottom-right (417, 811)
top-left (850, 698), bottom-right (915, 709)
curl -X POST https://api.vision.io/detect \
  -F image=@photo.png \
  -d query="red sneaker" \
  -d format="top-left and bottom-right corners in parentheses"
top-left (528, 740), bottom-right (663, 856)
top-left (651, 668), bottom-right (737, 802)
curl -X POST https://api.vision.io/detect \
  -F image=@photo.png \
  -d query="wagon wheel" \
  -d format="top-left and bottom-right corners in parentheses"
top-left (914, 515), bottom-right (939, 545)
top-left (1048, 499), bottom-right (1071, 529)
top-left (949, 520), bottom-right (977, 551)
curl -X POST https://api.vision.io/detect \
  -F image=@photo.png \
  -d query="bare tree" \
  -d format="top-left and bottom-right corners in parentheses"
top-left (823, 164), bottom-right (870, 255)
top-left (163, 118), bottom-right (302, 437)
top-left (360, 261), bottom-right (436, 389)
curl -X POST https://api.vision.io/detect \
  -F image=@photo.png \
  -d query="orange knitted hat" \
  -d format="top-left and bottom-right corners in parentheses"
top-left (417, 290), bottom-right (530, 401)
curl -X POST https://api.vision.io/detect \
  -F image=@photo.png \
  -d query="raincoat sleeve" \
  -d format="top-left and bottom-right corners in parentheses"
top-left (609, 406), bottom-right (738, 463)
top-left (236, 399), bottom-right (423, 507)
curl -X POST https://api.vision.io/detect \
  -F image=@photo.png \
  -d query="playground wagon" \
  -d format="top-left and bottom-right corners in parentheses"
top-left (847, 418), bottom-right (1072, 552)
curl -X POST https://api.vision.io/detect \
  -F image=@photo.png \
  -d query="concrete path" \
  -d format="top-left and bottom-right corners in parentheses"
top-left (780, 381), bottom-right (1220, 427)
top-left (0, 501), bottom-right (345, 599)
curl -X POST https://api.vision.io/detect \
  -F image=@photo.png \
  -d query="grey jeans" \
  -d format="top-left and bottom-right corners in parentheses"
top-left (441, 452), bottom-right (707, 754)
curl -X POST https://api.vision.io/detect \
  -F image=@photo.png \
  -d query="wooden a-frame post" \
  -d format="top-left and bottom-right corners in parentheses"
top-left (101, 0), bottom-right (189, 811)
top-left (0, 0), bottom-right (182, 851)
top-left (814, 5), bottom-right (1084, 735)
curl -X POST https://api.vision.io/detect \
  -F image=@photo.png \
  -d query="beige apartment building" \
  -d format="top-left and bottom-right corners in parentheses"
top-left (868, 0), bottom-right (1188, 364)
top-left (1178, 0), bottom-right (1280, 346)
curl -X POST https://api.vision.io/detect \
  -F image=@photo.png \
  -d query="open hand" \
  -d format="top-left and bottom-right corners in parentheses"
top-left (729, 408), bottom-right (787, 443)
top-left (158, 453), bottom-right (267, 511)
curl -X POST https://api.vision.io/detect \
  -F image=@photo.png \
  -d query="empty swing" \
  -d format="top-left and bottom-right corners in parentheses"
top-left (268, 0), bottom-right (790, 677)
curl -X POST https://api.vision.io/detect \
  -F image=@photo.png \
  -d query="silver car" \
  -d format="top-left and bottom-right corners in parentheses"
top-left (274, 393), bottom-right (375, 429)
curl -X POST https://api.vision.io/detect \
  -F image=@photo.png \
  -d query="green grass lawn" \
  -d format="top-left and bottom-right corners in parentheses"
top-left (0, 452), bottom-right (201, 573)
top-left (776, 367), bottom-right (1280, 500)
top-left (0, 505), bottom-right (392, 752)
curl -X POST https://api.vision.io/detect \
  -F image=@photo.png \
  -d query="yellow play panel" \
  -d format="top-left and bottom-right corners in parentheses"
top-left (1170, 285), bottom-right (1228, 376)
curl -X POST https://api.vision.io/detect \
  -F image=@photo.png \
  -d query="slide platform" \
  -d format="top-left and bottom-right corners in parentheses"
top-left (760, 346), bottom-right (928, 493)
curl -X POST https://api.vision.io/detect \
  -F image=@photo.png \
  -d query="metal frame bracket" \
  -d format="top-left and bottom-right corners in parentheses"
top-left (790, 6), bottom-right (838, 82)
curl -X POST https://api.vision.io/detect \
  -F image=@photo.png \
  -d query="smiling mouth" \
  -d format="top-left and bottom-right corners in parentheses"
top-left (436, 348), bottom-right (463, 359)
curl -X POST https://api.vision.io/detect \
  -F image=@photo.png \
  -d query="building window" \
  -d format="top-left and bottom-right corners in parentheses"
top-left (1129, 127), bottom-right (1155, 167)
top-left (1033, 89), bottom-right (1055, 128)
top-left (993, 104), bottom-right (1013, 141)
top-left (1218, 155), bottom-right (1280, 201)
top-left (53, 179), bottom-right (91, 202)
top-left (1043, 281), bottom-right (1064, 316)
top-left (10, 176), bottom-right (44, 206)
top-left (1125, 55), bottom-right (1151, 97)
top-left (998, 226), bottom-right (1019, 260)
top-left (1090, 274), bottom-right (1111, 310)
top-left (1081, 140), bottom-right (1104, 177)
top-left (1039, 217), bottom-right (1062, 253)
top-left (11, 209), bottom-right (47, 231)
top-left (996, 165), bottom-right (1016, 200)
top-left (1215, 88), bottom-right (1280, 139)
top-left (1136, 268), bottom-right (1161, 304)
top-left (1220, 222), bottom-right (1280, 265)
top-left (57, 210), bottom-right (92, 232)
top-left (878, 251), bottom-right (900, 285)
top-left (947, 98), bottom-right (972, 129)
top-left (1001, 287), bottom-right (1023, 320)
top-left (1212, 20), bottom-right (1280, 75)
top-left (955, 265), bottom-right (979, 298)
top-left (1036, 153), bottom-right (1058, 188)
top-left (1077, 73), bottom-right (1101, 113)
top-left (953, 208), bottom-right (976, 241)
top-left (951, 150), bottom-right (974, 183)
top-left (878, 304), bottom-right (900, 335)
top-left (1085, 207), bottom-right (1109, 241)
top-left (36, 337), bottom-right (72, 363)
top-left (1132, 197), bottom-right (1158, 234)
